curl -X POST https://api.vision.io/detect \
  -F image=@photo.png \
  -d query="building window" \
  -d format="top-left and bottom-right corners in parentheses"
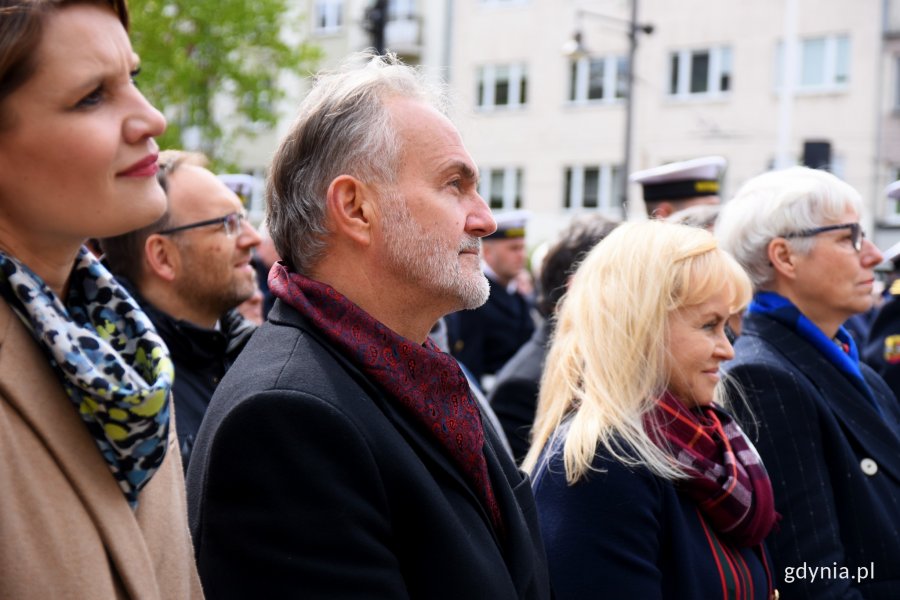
top-left (776, 35), bottom-right (850, 92)
top-left (668, 46), bottom-right (732, 98)
top-left (314, 0), bottom-right (342, 33)
top-left (568, 56), bottom-right (628, 103)
top-left (388, 0), bottom-right (415, 20)
top-left (480, 167), bottom-right (523, 210)
top-left (477, 65), bottom-right (528, 110)
top-left (886, 166), bottom-right (900, 221)
top-left (894, 56), bottom-right (900, 110)
top-left (563, 165), bottom-right (622, 210)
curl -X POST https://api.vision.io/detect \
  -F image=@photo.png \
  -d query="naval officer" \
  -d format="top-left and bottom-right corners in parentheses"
top-left (630, 155), bottom-right (727, 219)
top-left (449, 210), bottom-right (535, 390)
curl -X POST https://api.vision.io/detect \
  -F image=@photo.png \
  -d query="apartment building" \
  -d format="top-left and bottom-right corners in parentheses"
top-left (453, 0), bottom-right (900, 247)
top-left (234, 0), bottom-right (900, 249)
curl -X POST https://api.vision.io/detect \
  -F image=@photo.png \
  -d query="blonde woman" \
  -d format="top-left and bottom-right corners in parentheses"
top-left (524, 221), bottom-right (778, 600)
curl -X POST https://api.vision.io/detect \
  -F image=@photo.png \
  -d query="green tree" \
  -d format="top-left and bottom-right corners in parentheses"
top-left (129, 0), bottom-right (321, 167)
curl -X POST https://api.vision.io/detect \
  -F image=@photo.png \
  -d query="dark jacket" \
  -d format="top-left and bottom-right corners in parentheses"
top-left (119, 278), bottom-right (255, 467)
top-left (864, 292), bottom-right (900, 396)
top-left (252, 255), bottom-right (276, 319)
top-left (450, 276), bottom-right (535, 382)
top-left (726, 311), bottom-right (900, 599)
top-left (532, 431), bottom-right (772, 599)
top-left (489, 321), bottom-right (551, 463)
top-left (186, 299), bottom-right (552, 599)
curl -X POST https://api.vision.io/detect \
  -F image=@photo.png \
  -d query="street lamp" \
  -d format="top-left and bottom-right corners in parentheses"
top-left (564, 2), bottom-right (653, 216)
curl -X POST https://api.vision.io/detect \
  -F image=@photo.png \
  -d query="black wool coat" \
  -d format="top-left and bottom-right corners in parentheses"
top-left (186, 300), bottom-right (552, 600)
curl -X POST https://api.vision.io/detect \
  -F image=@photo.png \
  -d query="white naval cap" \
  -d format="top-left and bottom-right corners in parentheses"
top-left (486, 209), bottom-right (531, 240)
top-left (886, 180), bottom-right (900, 200)
top-left (879, 181), bottom-right (900, 265)
top-left (629, 156), bottom-right (727, 202)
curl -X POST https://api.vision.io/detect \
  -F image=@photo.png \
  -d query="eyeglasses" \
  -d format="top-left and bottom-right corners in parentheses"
top-left (783, 222), bottom-right (865, 252)
top-left (157, 211), bottom-right (248, 237)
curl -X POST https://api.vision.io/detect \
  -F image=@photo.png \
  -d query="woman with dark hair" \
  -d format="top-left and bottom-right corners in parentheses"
top-left (0, 1), bottom-right (202, 596)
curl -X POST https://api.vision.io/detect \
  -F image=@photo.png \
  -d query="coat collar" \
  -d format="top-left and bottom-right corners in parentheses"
top-left (741, 311), bottom-right (900, 483)
top-left (0, 299), bottom-right (167, 597)
top-left (118, 276), bottom-right (256, 367)
top-left (267, 299), bottom-right (527, 549)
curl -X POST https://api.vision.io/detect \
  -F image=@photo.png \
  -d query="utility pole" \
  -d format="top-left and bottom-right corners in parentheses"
top-left (364, 0), bottom-right (389, 55)
top-left (621, 0), bottom-right (640, 215)
top-left (564, 2), bottom-right (652, 217)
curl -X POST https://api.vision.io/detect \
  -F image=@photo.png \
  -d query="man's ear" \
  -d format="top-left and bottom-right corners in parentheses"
top-left (143, 234), bottom-right (180, 282)
top-left (325, 175), bottom-right (374, 246)
top-left (768, 237), bottom-right (799, 281)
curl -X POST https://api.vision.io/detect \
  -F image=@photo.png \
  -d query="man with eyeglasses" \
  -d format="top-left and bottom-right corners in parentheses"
top-left (716, 166), bottom-right (900, 599)
top-left (101, 150), bottom-right (262, 469)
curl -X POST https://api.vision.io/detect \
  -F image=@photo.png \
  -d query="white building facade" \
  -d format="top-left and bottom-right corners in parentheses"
top-left (235, 0), bottom-right (900, 249)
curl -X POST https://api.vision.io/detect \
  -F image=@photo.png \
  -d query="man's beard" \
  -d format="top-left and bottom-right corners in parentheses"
top-left (381, 193), bottom-right (489, 311)
top-left (173, 244), bottom-right (256, 319)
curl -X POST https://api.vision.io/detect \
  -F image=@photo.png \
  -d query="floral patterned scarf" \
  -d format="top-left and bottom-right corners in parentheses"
top-left (0, 247), bottom-right (174, 508)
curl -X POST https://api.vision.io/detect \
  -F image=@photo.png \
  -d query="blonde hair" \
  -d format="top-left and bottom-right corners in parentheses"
top-left (522, 220), bottom-right (752, 483)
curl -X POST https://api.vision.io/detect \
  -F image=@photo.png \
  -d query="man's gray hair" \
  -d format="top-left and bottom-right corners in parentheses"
top-left (715, 166), bottom-right (862, 291)
top-left (267, 51), bottom-right (449, 273)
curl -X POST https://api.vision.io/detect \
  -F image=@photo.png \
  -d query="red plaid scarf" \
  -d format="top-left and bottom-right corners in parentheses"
top-left (646, 392), bottom-right (778, 548)
top-left (269, 265), bottom-right (504, 534)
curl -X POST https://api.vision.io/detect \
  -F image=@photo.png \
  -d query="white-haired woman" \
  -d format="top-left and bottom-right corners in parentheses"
top-left (716, 166), bottom-right (900, 599)
top-left (524, 220), bottom-right (778, 599)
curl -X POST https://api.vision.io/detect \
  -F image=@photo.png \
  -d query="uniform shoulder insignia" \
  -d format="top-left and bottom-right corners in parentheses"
top-left (890, 279), bottom-right (900, 296)
top-left (884, 334), bottom-right (900, 364)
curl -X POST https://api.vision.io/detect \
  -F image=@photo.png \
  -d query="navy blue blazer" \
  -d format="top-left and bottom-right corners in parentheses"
top-left (726, 311), bottom-right (900, 599)
top-left (532, 433), bottom-right (773, 599)
top-left (186, 300), bottom-right (551, 599)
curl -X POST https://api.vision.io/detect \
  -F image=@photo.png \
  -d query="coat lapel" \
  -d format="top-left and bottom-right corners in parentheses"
top-left (743, 314), bottom-right (900, 483)
top-left (0, 301), bottom-right (163, 599)
top-left (269, 302), bottom-right (504, 545)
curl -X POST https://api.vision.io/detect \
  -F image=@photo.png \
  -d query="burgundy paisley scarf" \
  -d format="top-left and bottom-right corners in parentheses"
top-left (646, 392), bottom-right (778, 547)
top-left (269, 264), bottom-right (504, 534)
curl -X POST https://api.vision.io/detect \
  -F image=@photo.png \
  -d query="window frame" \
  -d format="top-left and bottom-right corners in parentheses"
top-left (480, 167), bottom-right (524, 210)
top-left (668, 46), bottom-right (733, 99)
top-left (775, 34), bottom-right (851, 93)
top-left (893, 55), bottom-right (900, 111)
top-left (313, 0), bottom-right (343, 34)
top-left (476, 64), bottom-right (528, 110)
top-left (568, 55), bottom-right (627, 104)
top-left (563, 164), bottom-right (622, 211)
top-left (388, 0), bottom-right (415, 20)
top-left (884, 166), bottom-right (900, 225)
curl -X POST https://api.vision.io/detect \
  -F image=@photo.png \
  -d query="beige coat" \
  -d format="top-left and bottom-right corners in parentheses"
top-left (0, 299), bottom-right (204, 599)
